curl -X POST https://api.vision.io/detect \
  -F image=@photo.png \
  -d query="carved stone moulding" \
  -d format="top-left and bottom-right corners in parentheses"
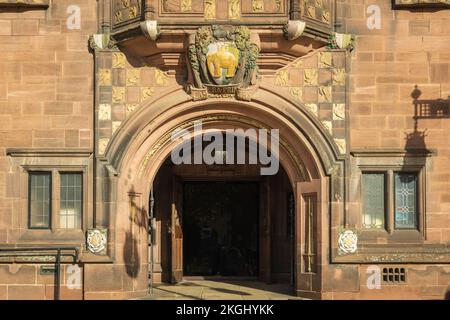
top-left (186, 25), bottom-right (260, 101)
top-left (111, 0), bottom-right (143, 31)
top-left (393, 0), bottom-right (450, 9)
top-left (0, 0), bottom-right (49, 8)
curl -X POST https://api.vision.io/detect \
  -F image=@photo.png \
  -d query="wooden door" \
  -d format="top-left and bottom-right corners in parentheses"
top-left (259, 178), bottom-right (271, 283)
top-left (171, 177), bottom-right (183, 283)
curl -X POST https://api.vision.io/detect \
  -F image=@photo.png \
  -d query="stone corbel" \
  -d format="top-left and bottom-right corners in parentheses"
top-left (0, 0), bottom-right (48, 8)
top-left (140, 20), bottom-right (160, 41)
top-left (89, 33), bottom-right (118, 51)
top-left (328, 32), bottom-right (355, 51)
top-left (283, 20), bottom-right (307, 41)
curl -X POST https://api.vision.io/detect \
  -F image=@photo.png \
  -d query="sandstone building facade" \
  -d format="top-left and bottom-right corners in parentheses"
top-left (0, 0), bottom-right (449, 300)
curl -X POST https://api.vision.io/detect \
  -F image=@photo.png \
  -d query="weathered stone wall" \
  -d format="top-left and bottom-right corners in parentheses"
top-left (336, 0), bottom-right (450, 299)
top-left (0, 0), bottom-right (96, 299)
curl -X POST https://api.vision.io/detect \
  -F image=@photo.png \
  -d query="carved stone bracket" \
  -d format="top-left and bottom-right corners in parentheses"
top-left (328, 32), bottom-right (355, 52)
top-left (283, 20), bottom-right (307, 41)
top-left (89, 34), bottom-right (118, 51)
top-left (140, 20), bottom-right (161, 41)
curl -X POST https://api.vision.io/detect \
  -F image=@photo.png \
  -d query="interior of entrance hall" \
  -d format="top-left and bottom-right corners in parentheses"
top-left (151, 155), bottom-right (295, 287)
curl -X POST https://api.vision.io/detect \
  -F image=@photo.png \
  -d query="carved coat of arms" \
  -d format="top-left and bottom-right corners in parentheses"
top-left (187, 25), bottom-right (260, 101)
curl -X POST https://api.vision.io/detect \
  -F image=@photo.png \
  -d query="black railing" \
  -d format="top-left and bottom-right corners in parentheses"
top-left (0, 247), bottom-right (80, 300)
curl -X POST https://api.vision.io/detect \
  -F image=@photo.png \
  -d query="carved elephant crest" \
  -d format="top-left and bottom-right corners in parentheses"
top-left (187, 25), bottom-right (260, 100)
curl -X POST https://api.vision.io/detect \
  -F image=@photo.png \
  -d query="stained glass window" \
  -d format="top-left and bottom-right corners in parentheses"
top-left (59, 173), bottom-right (83, 229)
top-left (394, 173), bottom-right (418, 230)
top-left (362, 173), bottom-right (386, 229)
top-left (29, 172), bottom-right (51, 229)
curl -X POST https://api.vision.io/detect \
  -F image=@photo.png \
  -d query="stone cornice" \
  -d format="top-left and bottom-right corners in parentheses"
top-left (6, 148), bottom-right (93, 157)
top-left (0, 0), bottom-right (49, 8)
top-left (351, 149), bottom-right (435, 158)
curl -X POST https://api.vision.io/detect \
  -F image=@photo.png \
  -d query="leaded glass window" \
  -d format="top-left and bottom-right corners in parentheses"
top-left (394, 173), bottom-right (418, 230)
top-left (59, 173), bottom-right (83, 229)
top-left (362, 173), bottom-right (386, 229)
top-left (29, 172), bottom-right (51, 229)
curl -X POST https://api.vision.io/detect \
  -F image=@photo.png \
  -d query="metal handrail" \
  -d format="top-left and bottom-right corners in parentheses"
top-left (0, 246), bottom-right (80, 300)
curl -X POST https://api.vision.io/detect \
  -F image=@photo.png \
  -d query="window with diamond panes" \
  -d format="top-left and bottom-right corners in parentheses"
top-left (362, 173), bottom-right (386, 229)
top-left (394, 173), bottom-right (418, 230)
top-left (59, 173), bottom-right (83, 229)
top-left (29, 172), bottom-right (51, 229)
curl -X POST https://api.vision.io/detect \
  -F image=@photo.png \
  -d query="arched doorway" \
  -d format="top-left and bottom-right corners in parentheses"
top-left (100, 88), bottom-right (344, 299)
top-left (151, 141), bottom-right (296, 287)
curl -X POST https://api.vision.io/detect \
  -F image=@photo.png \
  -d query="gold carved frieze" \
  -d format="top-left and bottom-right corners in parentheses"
top-left (96, 50), bottom-right (172, 157)
top-left (112, 0), bottom-right (141, 27)
top-left (157, 0), bottom-right (287, 23)
top-left (204, 0), bottom-right (216, 19)
top-left (301, 0), bottom-right (332, 26)
top-left (161, 0), bottom-right (204, 14)
top-left (228, 0), bottom-right (241, 20)
top-left (274, 49), bottom-right (348, 155)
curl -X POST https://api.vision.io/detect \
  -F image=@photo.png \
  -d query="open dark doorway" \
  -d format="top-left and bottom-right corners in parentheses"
top-left (183, 182), bottom-right (259, 277)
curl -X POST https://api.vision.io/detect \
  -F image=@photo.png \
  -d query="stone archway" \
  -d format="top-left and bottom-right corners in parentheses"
top-left (90, 87), bottom-right (345, 299)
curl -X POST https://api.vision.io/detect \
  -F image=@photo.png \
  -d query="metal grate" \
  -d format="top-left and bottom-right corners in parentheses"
top-left (382, 267), bottom-right (407, 284)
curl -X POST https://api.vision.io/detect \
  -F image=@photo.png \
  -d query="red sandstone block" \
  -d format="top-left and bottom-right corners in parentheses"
top-left (8, 285), bottom-right (45, 300)
top-left (0, 130), bottom-right (32, 148)
top-left (0, 20), bottom-right (11, 36)
top-left (44, 101), bottom-right (74, 115)
top-left (12, 20), bottom-right (38, 36)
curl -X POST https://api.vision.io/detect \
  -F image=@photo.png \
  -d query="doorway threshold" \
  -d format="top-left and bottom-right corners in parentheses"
top-left (183, 276), bottom-right (259, 282)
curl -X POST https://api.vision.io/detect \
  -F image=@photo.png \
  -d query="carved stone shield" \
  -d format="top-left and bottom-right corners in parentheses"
top-left (206, 41), bottom-right (240, 85)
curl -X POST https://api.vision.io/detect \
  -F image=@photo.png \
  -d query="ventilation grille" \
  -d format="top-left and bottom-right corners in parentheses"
top-left (382, 267), bottom-right (407, 284)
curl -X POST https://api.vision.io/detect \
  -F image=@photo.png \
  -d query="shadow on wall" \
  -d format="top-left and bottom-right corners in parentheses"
top-left (122, 185), bottom-right (149, 278)
top-left (404, 85), bottom-right (449, 153)
top-left (445, 286), bottom-right (450, 300)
